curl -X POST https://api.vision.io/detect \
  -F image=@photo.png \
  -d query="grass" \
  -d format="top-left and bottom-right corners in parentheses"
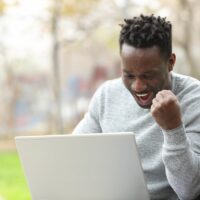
top-left (0, 151), bottom-right (31, 200)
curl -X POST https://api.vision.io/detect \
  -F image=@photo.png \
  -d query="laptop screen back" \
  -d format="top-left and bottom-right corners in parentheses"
top-left (15, 133), bottom-right (150, 200)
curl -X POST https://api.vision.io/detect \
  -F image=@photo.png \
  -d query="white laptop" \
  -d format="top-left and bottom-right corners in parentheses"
top-left (15, 133), bottom-right (150, 200)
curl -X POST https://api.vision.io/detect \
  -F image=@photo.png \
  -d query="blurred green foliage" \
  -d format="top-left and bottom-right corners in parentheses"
top-left (0, 152), bottom-right (30, 200)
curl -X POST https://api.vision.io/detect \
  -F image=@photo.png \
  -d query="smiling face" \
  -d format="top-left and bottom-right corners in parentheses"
top-left (121, 43), bottom-right (176, 109)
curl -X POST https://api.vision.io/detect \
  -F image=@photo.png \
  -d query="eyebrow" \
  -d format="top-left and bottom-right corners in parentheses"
top-left (122, 69), bottom-right (159, 74)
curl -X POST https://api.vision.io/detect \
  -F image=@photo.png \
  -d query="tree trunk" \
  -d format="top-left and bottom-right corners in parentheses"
top-left (50, 0), bottom-right (64, 134)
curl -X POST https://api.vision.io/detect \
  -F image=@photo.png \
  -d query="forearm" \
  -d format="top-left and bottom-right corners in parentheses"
top-left (162, 124), bottom-right (200, 200)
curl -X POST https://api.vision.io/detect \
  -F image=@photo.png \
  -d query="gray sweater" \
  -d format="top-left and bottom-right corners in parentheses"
top-left (73, 72), bottom-right (200, 200)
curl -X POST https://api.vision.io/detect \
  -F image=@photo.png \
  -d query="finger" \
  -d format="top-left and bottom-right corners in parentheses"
top-left (152, 97), bottom-right (159, 106)
top-left (161, 90), bottom-right (178, 104)
top-left (155, 92), bottom-right (165, 101)
top-left (160, 90), bottom-right (175, 98)
top-left (150, 103), bottom-right (160, 116)
top-left (152, 98), bottom-right (163, 111)
top-left (156, 90), bottom-right (177, 106)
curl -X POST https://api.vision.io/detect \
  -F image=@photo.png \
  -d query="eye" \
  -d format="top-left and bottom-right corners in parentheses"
top-left (142, 74), bottom-right (155, 80)
top-left (124, 74), bottom-right (135, 79)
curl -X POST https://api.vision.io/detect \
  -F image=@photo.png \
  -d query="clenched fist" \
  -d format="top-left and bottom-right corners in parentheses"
top-left (150, 90), bottom-right (182, 130)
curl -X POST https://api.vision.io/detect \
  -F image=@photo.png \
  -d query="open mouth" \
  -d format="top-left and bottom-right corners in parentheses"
top-left (135, 92), bottom-right (154, 107)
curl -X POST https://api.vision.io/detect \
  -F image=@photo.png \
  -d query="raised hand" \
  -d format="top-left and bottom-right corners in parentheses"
top-left (150, 90), bottom-right (182, 130)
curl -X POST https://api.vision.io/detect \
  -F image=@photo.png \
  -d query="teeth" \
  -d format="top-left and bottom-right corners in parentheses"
top-left (136, 93), bottom-right (148, 97)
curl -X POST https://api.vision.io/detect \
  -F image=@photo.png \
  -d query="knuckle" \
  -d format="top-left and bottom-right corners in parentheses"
top-left (152, 98), bottom-right (157, 105)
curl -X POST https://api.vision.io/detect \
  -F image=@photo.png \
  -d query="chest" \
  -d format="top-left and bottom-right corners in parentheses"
top-left (100, 107), bottom-right (164, 164)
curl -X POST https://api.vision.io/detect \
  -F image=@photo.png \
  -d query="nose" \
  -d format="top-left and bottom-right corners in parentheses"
top-left (131, 78), bottom-right (147, 92)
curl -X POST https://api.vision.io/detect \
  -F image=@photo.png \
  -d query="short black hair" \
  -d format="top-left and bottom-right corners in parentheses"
top-left (119, 14), bottom-right (172, 60)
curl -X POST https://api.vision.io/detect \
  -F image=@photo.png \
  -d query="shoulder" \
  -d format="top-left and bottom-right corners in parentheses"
top-left (173, 72), bottom-right (200, 118)
top-left (88, 78), bottom-right (129, 117)
top-left (94, 78), bottom-right (127, 98)
top-left (89, 78), bottom-right (130, 111)
top-left (100, 78), bottom-right (124, 90)
top-left (172, 72), bottom-right (200, 98)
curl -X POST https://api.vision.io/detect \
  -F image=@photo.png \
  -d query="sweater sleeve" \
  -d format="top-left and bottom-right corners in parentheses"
top-left (162, 124), bottom-right (200, 200)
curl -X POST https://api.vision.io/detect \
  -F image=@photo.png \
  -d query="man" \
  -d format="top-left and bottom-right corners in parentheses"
top-left (73, 14), bottom-right (200, 200)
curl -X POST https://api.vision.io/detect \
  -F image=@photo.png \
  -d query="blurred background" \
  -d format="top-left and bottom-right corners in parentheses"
top-left (0, 0), bottom-right (200, 199)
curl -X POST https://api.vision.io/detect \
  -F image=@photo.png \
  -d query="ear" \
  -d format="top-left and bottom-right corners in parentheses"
top-left (168, 53), bottom-right (176, 71)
